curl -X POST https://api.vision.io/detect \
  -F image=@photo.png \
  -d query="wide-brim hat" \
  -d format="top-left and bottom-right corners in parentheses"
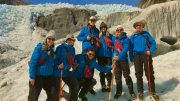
top-left (65, 34), bottom-right (75, 42)
top-left (133, 21), bottom-right (145, 29)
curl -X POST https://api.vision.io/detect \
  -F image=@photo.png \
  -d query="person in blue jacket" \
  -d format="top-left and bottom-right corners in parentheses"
top-left (129, 21), bottom-right (159, 101)
top-left (77, 16), bottom-right (100, 53)
top-left (112, 25), bottom-right (136, 100)
top-left (28, 30), bottom-right (56, 101)
top-left (77, 16), bottom-right (100, 94)
top-left (97, 22), bottom-right (113, 92)
top-left (61, 48), bottom-right (114, 101)
top-left (52, 34), bottom-right (79, 101)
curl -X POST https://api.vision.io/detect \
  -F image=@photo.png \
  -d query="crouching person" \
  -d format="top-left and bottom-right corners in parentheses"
top-left (28, 30), bottom-right (56, 101)
top-left (62, 48), bottom-right (114, 101)
top-left (112, 26), bottom-right (136, 100)
top-left (52, 34), bottom-right (79, 101)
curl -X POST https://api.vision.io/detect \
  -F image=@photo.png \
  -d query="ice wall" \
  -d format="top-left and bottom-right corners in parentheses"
top-left (0, 3), bottom-right (143, 51)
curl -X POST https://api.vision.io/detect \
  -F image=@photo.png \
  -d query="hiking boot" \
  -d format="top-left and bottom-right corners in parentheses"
top-left (79, 93), bottom-right (88, 101)
top-left (106, 85), bottom-right (110, 92)
top-left (138, 92), bottom-right (143, 100)
top-left (114, 92), bottom-right (122, 100)
top-left (151, 92), bottom-right (160, 101)
top-left (129, 91), bottom-right (137, 100)
top-left (101, 85), bottom-right (106, 92)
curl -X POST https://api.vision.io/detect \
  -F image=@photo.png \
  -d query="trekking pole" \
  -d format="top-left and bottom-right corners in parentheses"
top-left (59, 63), bottom-right (63, 101)
top-left (147, 49), bottom-right (152, 99)
top-left (109, 53), bottom-right (116, 101)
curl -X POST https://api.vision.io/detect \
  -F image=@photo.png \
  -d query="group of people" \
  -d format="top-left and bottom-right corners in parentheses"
top-left (28, 16), bottom-right (160, 101)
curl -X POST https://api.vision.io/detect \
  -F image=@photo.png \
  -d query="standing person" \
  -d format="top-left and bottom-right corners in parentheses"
top-left (62, 48), bottom-right (114, 101)
top-left (52, 34), bottom-right (79, 101)
top-left (129, 21), bottom-right (159, 101)
top-left (112, 25), bottom-right (137, 100)
top-left (77, 16), bottom-right (100, 54)
top-left (77, 16), bottom-right (100, 94)
top-left (28, 30), bottom-right (56, 101)
top-left (97, 22), bottom-right (113, 92)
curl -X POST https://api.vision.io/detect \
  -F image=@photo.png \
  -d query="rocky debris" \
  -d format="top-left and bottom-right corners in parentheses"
top-left (135, 0), bottom-right (180, 9)
top-left (0, 0), bottom-right (33, 5)
top-left (0, 42), bottom-right (17, 54)
top-left (37, 8), bottom-right (97, 40)
top-left (0, 81), bottom-right (7, 88)
top-left (0, 42), bottom-right (29, 70)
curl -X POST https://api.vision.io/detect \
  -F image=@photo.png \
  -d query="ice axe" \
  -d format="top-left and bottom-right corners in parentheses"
top-left (59, 69), bottom-right (63, 101)
top-left (146, 49), bottom-right (152, 99)
top-left (108, 53), bottom-right (117, 101)
top-left (101, 53), bottom-right (117, 101)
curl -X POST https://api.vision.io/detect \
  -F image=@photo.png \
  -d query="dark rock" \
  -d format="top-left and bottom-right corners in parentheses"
top-left (0, 0), bottom-right (33, 5)
top-left (37, 8), bottom-right (97, 39)
top-left (0, 42), bottom-right (17, 54)
top-left (135, 0), bottom-right (179, 9)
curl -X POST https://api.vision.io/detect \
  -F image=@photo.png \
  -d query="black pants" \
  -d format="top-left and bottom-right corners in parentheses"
top-left (114, 60), bottom-right (134, 93)
top-left (28, 75), bottom-right (53, 101)
top-left (62, 78), bottom-right (97, 100)
top-left (134, 54), bottom-right (155, 93)
top-left (51, 74), bottom-right (79, 101)
top-left (79, 78), bottom-right (97, 94)
top-left (97, 57), bottom-right (112, 86)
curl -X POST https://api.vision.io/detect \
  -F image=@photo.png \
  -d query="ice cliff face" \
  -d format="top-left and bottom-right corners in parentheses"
top-left (104, 1), bottom-right (180, 46)
top-left (37, 8), bottom-right (97, 40)
top-left (0, 0), bottom-right (33, 5)
top-left (100, 11), bottom-right (141, 29)
top-left (125, 1), bottom-right (180, 45)
top-left (135, 0), bottom-right (180, 9)
top-left (97, 1), bottom-right (180, 57)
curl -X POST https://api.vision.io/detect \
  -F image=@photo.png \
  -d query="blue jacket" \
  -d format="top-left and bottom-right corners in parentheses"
top-left (129, 31), bottom-right (156, 62)
top-left (73, 54), bottom-right (112, 81)
top-left (97, 32), bottom-right (113, 57)
top-left (53, 42), bottom-right (75, 77)
top-left (77, 26), bottom-right (99, 50)
top-left (112, 32), bottom-right (129, 61)
top-left (29, 43), bottom-right (55, 79)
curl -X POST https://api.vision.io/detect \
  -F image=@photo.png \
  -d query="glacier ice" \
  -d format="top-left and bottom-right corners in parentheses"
top-left (0, 3), bottom-right (143, 50)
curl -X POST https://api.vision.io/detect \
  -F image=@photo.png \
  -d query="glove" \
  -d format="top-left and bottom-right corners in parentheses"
top-left (57, 63), bottom-right (64, 69)
top-left (72, 63), bottom-right (79, 70)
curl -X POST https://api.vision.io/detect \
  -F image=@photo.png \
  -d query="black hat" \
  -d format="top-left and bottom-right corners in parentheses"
top-left (100, 22), bottom-right (107, 29)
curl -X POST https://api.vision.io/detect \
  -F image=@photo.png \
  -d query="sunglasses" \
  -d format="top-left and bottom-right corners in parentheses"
top-left (89, 53), bottom-right (95, 56)
top-left (47, 38), bottom-right (55, 41)
top-left (90, 19), bottom-right (96, 22)
top-left (116, 29), bottom-right (123, 32)
top-left (136, 25), bottom-right (142, 27)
